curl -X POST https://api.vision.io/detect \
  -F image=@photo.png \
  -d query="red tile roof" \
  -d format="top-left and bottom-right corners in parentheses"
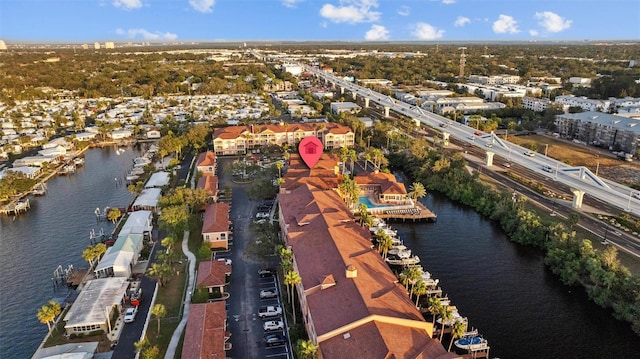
top-left (197, 151), bottom-right (217, 168)
top-left (181, 302), bottom-right (227, 359)
top-left (278, 184), bottom-right (451, 358)
top-left (197, 175), bottom-right (219, 194)
top-left (196, 260), bottom-right (231, 288)
top-left (282, 153), bottom-right (341, 191)
top-left (202, 203), bottom-right (230, 234)
top-left (355, 172), bottom-right (407, 195)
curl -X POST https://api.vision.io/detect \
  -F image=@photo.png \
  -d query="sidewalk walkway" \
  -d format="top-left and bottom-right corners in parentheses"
top-left (163, 155), bottom-right (198, 359)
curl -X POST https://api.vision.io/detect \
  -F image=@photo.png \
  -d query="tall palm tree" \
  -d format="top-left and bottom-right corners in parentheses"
top-left (438, 305), bottom-right (453, 343)
top-left (37, 301), bottom-right (60, 332)
top-left (427, 296), bottom-right (442, 325)
top-left (413, 280), bottom-right (428, 307)
top-left (284, 270), bottom-right (302, 324)
top-left (82, 246), bottom-right (97, 268)
top-left (448, 320), bottom-right (467, 352)
top-left (408, 182), bottom-right (427, 202)
top-left (146, 263), bottom-right (174, 287)
top-left (161, 236), bottom-right (176, 254)
top-left (151, 304), bottom-right (166, 336)
top-left (276, 160), bottom-right (284, 178)
top-left (376, 230), bottom-right (394, 260)
top-left (348, 149), bottom-right (357, 174)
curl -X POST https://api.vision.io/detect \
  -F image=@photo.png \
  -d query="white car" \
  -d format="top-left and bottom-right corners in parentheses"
top-left (260, 288), bottom-right (278, 299)
top-left (124, 307), bottom-right (138, 323)
top-left (524, 150), bottom-right (536, 157)
top-left (263, 320), bottom-right (284, 331)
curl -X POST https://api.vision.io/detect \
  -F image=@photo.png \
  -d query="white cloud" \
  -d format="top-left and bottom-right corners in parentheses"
top-left (535, 11), bottom-right (572, 33)
top-left (116, 28), bottom-right (178, 41)
top-left (189, 0), bottom-right (215, 13)
top-left (282, 0), bottom-right (303, 8)
top-left (454, 16), bottom-right (470, 27)
top-left (492, 14), bottom-right (519, 34)
top-left (112, 0), bottom-right (142, 10)
top-left (397, 5), bottom-right (409, 16)
top-left (442, 0), bottom-right (456, 4)
top-left (365, 24), bottom-right (389, 40)
top-left (529, 29), bottom-right (539, 36)
top-left (319, 0), bottom-right (381, 24)
top-left (412, 22), bottom-right (444, 40)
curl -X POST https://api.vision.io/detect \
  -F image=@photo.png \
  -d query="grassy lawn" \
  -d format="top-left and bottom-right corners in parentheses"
top-left (144, 244), bottom-right (189, 357)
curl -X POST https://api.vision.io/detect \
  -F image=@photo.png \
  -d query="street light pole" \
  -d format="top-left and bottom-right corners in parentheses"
top-left (628, 190), bottom-right (633, 211)
top-left (544, 144), bottom-right (549, 157)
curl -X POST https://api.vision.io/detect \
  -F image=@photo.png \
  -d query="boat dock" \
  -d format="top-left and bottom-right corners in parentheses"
top-left (0, 198), bottom-right (31, 215)
top-left (376, 201), bottom-right (437, 222)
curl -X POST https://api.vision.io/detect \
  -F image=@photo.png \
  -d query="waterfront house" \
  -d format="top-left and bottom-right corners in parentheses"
top-left (196, 260), bottom-right (231, 298)
top-left (8, 166), bottom-right (41, 179)
top-left (277, 184), bottom-right (455, 359)
top-left (144, 171), bottom-right (170, 189)
top-left (196, 151), bottom-right (217, 175)
top-left (132, 188), bottom-right (161, 212)
top-left (202, 202), bottom-right (231, 250)
top-left (354, 172), bottom-right (411, 206)
top-left (63, 277), bottom-right (129, 336)
top-left (181, 302), bottom-right (230, 359)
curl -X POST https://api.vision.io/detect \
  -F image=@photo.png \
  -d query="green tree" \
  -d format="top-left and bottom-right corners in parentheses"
top-left (427, 296), bottom-right (442, 325)
top-left (568, 212), bottom-right (580, 231)
top-left (107, 208), bottom-right (121, 224)
top-left (295, 339), bottom-right (319, 359)
top-left (408, 181), bottom-right (427, 202)
top-left (438, 305), bottom-right (453, 342)
top-left (400, 265), bottom-right (422, 297)
top-left (376, 229), bottom-right (394, 260)
top-left (413, 279), bottom-right (428, 307)
top-left (284, 270), bottom-right (302, 324)
top-left (448, 320), bottom-right (467, 352)
top-left (146, 263), bottom-right (174, 287)
top-left (161, 235), bottom-right (176, 254)
top-left (37, 301), bottom-right (61, 332)
top-left (151, 304), bottom-right (166, 336)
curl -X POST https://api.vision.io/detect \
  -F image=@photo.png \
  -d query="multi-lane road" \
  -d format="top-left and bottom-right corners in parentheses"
top-left (299, 63), bottom-right (640, 216)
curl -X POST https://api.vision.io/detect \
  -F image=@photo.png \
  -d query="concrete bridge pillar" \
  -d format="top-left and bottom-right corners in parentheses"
top-left (485, 151), bottom-right (494, 166)
top-left (442, 132), bottom-right (450, 146)
top-left (364, 97), bottom-right (370, 108)
top-left (571, 188), bottom-right (585, 208)
top-left (339, 86), bottom-right (345, 95)
top-left (351, 91), bottom-right (358, 100)
top-left (384, 106), bottom-right (390, 117)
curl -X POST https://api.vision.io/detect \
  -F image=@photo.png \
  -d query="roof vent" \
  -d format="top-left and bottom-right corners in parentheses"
top-left (346, 264), bottom-right (357, 278)
top-left (343, 332), bottom-right (351, 339)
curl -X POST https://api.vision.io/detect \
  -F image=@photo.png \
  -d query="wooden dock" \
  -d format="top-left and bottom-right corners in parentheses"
top-left (375, 201), bottom-right (437, 222)
top-left (0, 198), bottom-right (30, 215)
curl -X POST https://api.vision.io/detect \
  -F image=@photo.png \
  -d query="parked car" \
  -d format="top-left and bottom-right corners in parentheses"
top-left (260, 288), bottom-right (278, 299)
top-left (263, 320), bottom-right (284, 332)
top-left (256, 212), bottom-right (269, 219)
top-left (123, 307), bottom-right (138, 323)
top-left (264, 333), bottom-right (286, 347)
top-left (258, 268), bottom-right (275, 278)
top-left (217, 258), bottom-right (232, 265)
top-left (258, 305), bottom-right (282, 318)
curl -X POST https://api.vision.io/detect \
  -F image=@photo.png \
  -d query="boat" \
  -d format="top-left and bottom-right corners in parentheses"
top-left (385, 254), bottom-right (420, 266)
top-left (133, 156), bottom-right (152, 166)
top-left (73, 157), bottom-right (85, 166)
top-left (60, 164), bottom-right (76, 175)
top-left (32, 183), bottom-right (47, 196)
top-left (387, 244), bottom-right (412, 259)
top-left (419, 268), bottom-right (440, 287)
top-left (436, 306), bottom-right (467, 326)
top-left (369, 218), bottom-right (398, 237)
top-left (454, 332), bottom-right (488, 351)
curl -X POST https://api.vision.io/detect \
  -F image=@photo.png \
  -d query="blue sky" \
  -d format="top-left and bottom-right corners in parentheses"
top-left (1, 0), bottom-right (639, 42)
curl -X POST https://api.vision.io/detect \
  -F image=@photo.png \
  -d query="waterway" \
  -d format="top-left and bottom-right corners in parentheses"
top-left (394, 193), bottom-right (640, 358)
top-left (0, 146), bottom-right (144, 358)
top-left (2, 148), bottom-right (639, 358)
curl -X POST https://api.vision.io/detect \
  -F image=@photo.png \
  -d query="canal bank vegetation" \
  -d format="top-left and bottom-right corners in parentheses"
top-left (390, 145), bottom-right (640, 336)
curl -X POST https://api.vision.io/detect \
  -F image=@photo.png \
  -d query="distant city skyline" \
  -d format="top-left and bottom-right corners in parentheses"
top-left (1, 0), bottom-right (639, 43)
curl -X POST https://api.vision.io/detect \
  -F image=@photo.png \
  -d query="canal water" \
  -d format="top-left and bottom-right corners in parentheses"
top-left (2, 148), bottom-right (639, 358)
top-left (0, 146), bottom-right (144, 358)
top-left (393, 193), bottom-right (640, 358)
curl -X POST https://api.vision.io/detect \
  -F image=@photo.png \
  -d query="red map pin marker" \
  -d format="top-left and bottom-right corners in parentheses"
top-left (298, 136), bottom-right (323, 169)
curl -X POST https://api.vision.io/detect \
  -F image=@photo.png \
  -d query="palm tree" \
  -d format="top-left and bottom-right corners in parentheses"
top-left (376, 230), bottom-right (394, 260)
top-left (404, 266), bottom-right (423, 297)
top-left (408, 182), bottom-right (427, 202)
top-left (284, 270), bottom-right (301, 324)
top-left (107, 208), bottom-right (121, 224)
top-left (427, 296), bottom-right (442, 325)
top-left (357, 203), bottom-right (371, 226)
top-left (568, 212), bottom-right (580, 231)
top-left (348, 149), bottom-right (357, 174)
top-left (438, 305), bottom-right (453, 343)
top-left (448, 320), bottom-right (467, 352)
top-left (295, 339), bottom-right (319, 359)
top-left (37, 301), bottom-right (61, 332)
top-left (413, 280), bottom-right (428, 307)
top-left (151, 304), bottom-right (166, 336)
top-left (146, 263), bottom-right (174, 287)
top-left (82, 246), bottom-right (97, 268)
top-left (161, 236), bottom-right (176, 254)
top-left (276, 160), bottom-right (284, 178)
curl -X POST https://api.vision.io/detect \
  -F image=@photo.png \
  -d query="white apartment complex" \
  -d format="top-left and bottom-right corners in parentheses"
top-left (554, 111), bottom-right (640, 154)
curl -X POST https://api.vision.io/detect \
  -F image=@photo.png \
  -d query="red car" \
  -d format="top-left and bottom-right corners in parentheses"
top-left (473, 131), bottom-right (483, 136)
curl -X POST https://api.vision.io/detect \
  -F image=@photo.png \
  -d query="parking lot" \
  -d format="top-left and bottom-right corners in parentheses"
top-left (216, 157), bottom-right (291, 359)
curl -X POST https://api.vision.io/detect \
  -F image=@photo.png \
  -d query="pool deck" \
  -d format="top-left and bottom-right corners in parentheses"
top-left (373, 201), bottom-right (437, 222)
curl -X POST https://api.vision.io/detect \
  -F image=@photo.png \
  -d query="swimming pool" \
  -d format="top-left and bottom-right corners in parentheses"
top-left (359, 196), bottom-right (390, 208)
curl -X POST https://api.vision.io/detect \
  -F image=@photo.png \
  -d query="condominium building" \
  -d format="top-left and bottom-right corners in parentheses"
top-left (554, 111), bottom-right (640, 154)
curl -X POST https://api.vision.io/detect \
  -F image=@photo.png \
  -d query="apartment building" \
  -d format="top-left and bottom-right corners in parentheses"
top-left (554, 111), bottom-right (640, 154)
